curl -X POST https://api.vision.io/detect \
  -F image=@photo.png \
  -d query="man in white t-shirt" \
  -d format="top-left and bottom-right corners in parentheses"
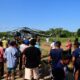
top-left (19, 40), bottom-right (29, 53)
top-left (46, 37), bottom-right (49, 43)
top-left (50, 41), bottom-right (56, 49)
top-left (19, 40), bottom-right (29, 76)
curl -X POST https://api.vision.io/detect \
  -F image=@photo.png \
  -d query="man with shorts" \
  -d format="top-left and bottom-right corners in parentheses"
top-left (23, 38), bottom-right (41, 80)
top-left (4, 41), bottom-right (18, 80)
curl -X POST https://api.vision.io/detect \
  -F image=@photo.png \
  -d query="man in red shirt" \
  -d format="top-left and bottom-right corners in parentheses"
top-left (66, 39), bottom-right (72, 54)
top-left (0, 41), bottom-right (4, 79)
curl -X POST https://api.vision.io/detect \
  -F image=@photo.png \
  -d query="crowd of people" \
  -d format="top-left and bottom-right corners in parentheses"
top-left (0, 36), bottom-right (80, 80)
top-left (48, 38), bottom-right (80, 80)
top-left (0, 36), bottom-right (41, 80)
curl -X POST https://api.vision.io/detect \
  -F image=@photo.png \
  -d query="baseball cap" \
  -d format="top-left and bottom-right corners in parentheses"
top-left (23, 40), bottom-right (29, 45)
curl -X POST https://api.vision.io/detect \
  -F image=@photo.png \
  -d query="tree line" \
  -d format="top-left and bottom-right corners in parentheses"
top-left (0, 28), bottom-right (80, 38)
top-left (0, 32), bottom-right (12, 38)
top-left (39, 28), bottom-right (80, 38)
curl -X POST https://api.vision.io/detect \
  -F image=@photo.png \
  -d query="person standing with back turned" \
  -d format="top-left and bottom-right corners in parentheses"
top-left (0, 41), bottom-right (4, 79)
top-left (72, 41), bottom-right (80, 80)
top-left (23, 38), bottom-right (41, 80)
top-left (4, 41), bottom-right (18, 80)
top-left (48, 41), bottom-right (63, 80)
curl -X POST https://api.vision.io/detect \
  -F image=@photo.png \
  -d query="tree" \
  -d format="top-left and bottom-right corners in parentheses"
top-left (60, 30), bottom-right (71, 37)
top-left (77, 28), bottom-right (80, 37)
top-left (0, 32), bottom-right (7, 38)
top-left (51, 28), bottom-right (63, 37)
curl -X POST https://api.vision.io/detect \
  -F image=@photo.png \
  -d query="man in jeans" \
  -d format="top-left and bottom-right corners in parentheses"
top-left (4, 41), bottom-right (18, 80)
top-left (23, 38), bottom-right (41, 80)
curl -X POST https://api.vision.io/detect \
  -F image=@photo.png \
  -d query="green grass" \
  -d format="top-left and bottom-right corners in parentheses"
top-left (41, 37), bottom-right (80, 43)
top-left (40, 37), bottom-right (80, 58)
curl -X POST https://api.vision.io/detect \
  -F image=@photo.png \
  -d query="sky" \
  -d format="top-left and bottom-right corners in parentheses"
top-left (0, 0), bottom-right (80, 32)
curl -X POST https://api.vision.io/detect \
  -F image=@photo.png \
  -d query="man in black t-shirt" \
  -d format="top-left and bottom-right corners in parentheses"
top-left (23, 38), bottom-right (41, 80)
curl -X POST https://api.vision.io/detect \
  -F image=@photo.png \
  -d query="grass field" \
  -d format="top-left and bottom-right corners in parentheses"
top-left (40, 37), bottom-right (80, 57)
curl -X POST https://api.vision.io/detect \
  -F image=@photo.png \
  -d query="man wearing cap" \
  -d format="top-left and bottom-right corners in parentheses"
top-left (19, 40), bottom-right (29, 53)
top-left (19, 40), bottom-right (29, 76)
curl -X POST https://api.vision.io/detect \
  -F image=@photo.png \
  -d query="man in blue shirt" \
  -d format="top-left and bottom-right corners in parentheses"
top-left (72, 41), bottom-right (80, 80)
top-left (48, 41), bottom-right (63, 80)
top-left (4, 41), bottom-right (18, 80)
